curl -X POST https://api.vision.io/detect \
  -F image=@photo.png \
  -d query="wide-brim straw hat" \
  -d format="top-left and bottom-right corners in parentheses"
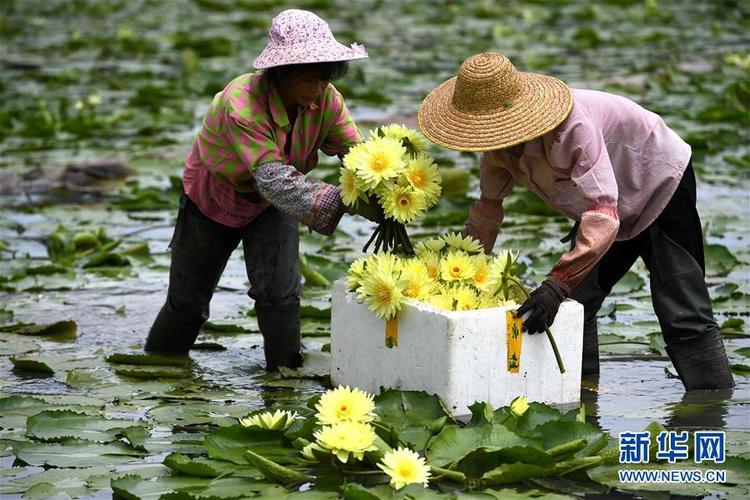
top-left (418, 52), bottom-right (572, 151)
top-left (253, 9), bottom-right (368, 69)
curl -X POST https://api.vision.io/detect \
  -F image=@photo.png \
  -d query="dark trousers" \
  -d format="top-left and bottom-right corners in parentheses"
top-left (569, 161), bottom-right (731, 388)
top-left (145, 196), bottom-right (301, 354)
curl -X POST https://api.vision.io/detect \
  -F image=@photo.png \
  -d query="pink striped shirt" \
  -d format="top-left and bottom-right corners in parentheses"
top-left (465, 89), bottom-right (691, 294)
top-left (183, 72), bottom-right (361, 228)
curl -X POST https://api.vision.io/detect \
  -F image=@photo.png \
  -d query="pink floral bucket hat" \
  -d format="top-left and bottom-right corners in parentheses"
top-left (253, 9), bottom-right (368, 69)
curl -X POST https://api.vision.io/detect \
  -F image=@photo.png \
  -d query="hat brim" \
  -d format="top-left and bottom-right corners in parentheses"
top-left (253, 41), bottom-right (368, 70)
top-left (417, 72), bottom-right (573, 152)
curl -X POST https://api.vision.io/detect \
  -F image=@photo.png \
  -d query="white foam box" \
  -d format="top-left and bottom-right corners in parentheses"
top-left (330, 280), bottom-right (584, 416)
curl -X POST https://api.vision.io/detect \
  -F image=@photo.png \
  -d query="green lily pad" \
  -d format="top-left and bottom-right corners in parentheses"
top-left (0, 319), bottom-right (77, 337)
top-left (426, 423), bottom-right (535, 468)
top-left (375, 390), bottom-right (450, 450)
top-left (611, 271), bottom-right (645, 294)
top-left (26, 409), bottom-right (146, 443)
top-left (13, 439), bottom-right (144, 467)
top-left (111, 474), bottom-right (287, 500)
top-left (10, 356), bottom-right (55, 374)
top-left (705, 243), bottom-right (739, 276)
top-left (163, 452), bottom-right (262, 479)
top-left (115, 366), bottom-right (193, 379)
top-left (731, 363), bottom-right (750, 376)
top-left (204, 424), bottom-right (297, 465)
top-left (106, 352), bottom-right (190, 366)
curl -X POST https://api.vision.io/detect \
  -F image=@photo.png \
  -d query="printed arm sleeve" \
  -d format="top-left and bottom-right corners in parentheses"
top-left (547, 123), bottom-right (620, 295)
top-left (254, 161), bottom-right (345, 236)
top-left (464, 151), bottom-right (515, 254)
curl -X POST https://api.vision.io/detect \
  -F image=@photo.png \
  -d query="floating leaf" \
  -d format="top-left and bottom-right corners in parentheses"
top-left (10, 357), bottom-right (54, 374)
top-left (204, 424), bottom-right (297, 465)
top-left (0, 320), bottom-right (76, 337)
top-left (114, 366), bottom-right (192, 379)
top-left (106, 353), bottom-right (190, 366)
top-left (731, 363), bottom-right (750, 376)
top-left (13, 439), bottom-right (143, 467)
top-left (426, 423), bottom-right (534, 467)
top-left (705, 243), bottom-right (739, 276)
top-left (612, 271), bottom-right (645, 294)
top-left (163, 452), bottom-right (261, 479)
top-left (111, 474), bottom-right (286, 500)
top-left (375, 390), bottom-right (450, 450)
top-left (26, 410), bottom-right (146, 443)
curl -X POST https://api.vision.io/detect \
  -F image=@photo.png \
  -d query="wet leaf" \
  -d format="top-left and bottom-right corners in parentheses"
top-left (106, 352), bottom-right (190, 366)
top-left (731, 363), bottom-right (750, 376)
top-left (704, 243), bottom-right (739, 276)
top-left (0, 320), bottom-right (76, 337)
top-left (115, 366), bottom-right (193, 379)
top-left (611, 271), bottom-right (645, 294)
top-left (10, 357), bottom-right (55, 374)
top-left (204, 424), bottom-right (297, 465)
top-left (426, 423), bottom-right (533, 467)
top-left (13, 439), bottom-right (144, 467)
top-left (26, 409), bottom-right (146, 443)
top-left (163, 452), bottom-right (261, 479)
top-left (375, 390), bottom-right (450, 450)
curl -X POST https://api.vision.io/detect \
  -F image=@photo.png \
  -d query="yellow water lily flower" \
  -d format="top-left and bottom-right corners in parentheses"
top-left (300, 442), bottom-right (328, 461)
top-left (315, 385), bottom-right (376, 425)
top-left (347, 256), bottom-right (368, 292)
top-left (452, 285), bottom-right (478, 311)
top-left (365, 252), bottom-right (402, 277)
top-left (414, 238), bottom-right (446, 255)
top-left (339, 167), bottom-right (363, 207)
top-left (378, 447), bottom-right (431, 490)
top-left (380, 185), bottom-right (427, 223)
top-left (356, 137), bottom-right (406, 189)
top-left (477, 292), bottom-right (499, 309)
top-left (427, 285), bottom-right (454, 311)
top-left (471, 255), bottom-right (492, 292)
top-left (510, 396), bottom-right (529, 417)
top-left (419, 251), bottom-right (441, 280)
top-left (404, 153), bottom-right (442, 205)
top-left (400, 260), bottom-right (434, 300)
top-left (443, 231), bottom-right (483, 253)
top-left (486, 250), bottom-right (520, 297)
top-left (440, 251), bottom-right (476, 282)
top-left (342, 142), bottom-right (368, 171)
top-left (358, 269), bottom-right (404, 320)
top-left (371, 124), bottom-right (430, 154)
top-left (239, 409), bottom-right (298, 430)
top-left (314, 422), bottom-right (378, 463)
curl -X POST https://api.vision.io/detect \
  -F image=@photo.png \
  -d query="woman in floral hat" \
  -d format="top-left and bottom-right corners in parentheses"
top-left (145, 9), bottom-right (379, 371)
top-left (418, 52), bottom-right (733, 390)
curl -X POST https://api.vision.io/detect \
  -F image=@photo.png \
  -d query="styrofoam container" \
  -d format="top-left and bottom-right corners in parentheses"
top-left (330, 279), bottom-right (584, 416)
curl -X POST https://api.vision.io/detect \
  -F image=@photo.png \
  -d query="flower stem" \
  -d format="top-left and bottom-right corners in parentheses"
top-left (508, 277), bottom-right (566, 374)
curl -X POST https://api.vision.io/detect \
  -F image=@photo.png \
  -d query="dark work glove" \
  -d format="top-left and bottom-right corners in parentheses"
top-left (348, 197), bottom-right (384, 223)
top-left (515, 280), bottom-right (566, 334)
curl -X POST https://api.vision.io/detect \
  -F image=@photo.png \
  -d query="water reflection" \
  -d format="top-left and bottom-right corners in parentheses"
top-left (665, 389), bottom-right (734, 431)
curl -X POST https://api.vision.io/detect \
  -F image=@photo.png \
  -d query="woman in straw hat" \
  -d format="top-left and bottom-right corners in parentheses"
top-left (145, 9), bottom-right (380, 371)
top-left (418, 52), bottom-right (733, 390)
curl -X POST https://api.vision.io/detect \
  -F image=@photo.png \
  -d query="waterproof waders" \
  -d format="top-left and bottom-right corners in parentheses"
top-left (145, 196), bottom-right (303, 371)
top-left (569, 163), bottom-right (734, 390)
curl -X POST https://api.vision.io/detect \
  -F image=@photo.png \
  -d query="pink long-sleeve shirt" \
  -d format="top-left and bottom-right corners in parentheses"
top-left (465, 88), bottom-right (692, 294)
top-left (182, 72), bottom-right (361, 232)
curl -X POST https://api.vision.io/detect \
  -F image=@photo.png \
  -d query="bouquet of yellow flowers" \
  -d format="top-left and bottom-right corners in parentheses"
top-left (346, 232), bottom-right (522, 321)
top-left (346, 232), bottom-right (565, 373)
top-left (340, 124), bottom-right (442, 254)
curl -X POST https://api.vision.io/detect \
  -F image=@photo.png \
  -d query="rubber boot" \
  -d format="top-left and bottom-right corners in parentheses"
top-left (144, 301), bottom-right (205, 355)
top-left (255, 302), bottom-right (302, 372)
top-left (665, 332), bottom-right (735, 390)
top-left (581, 319), bottom-right (600, 377)
top-left (648, 226), bottom-right (734, 390)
